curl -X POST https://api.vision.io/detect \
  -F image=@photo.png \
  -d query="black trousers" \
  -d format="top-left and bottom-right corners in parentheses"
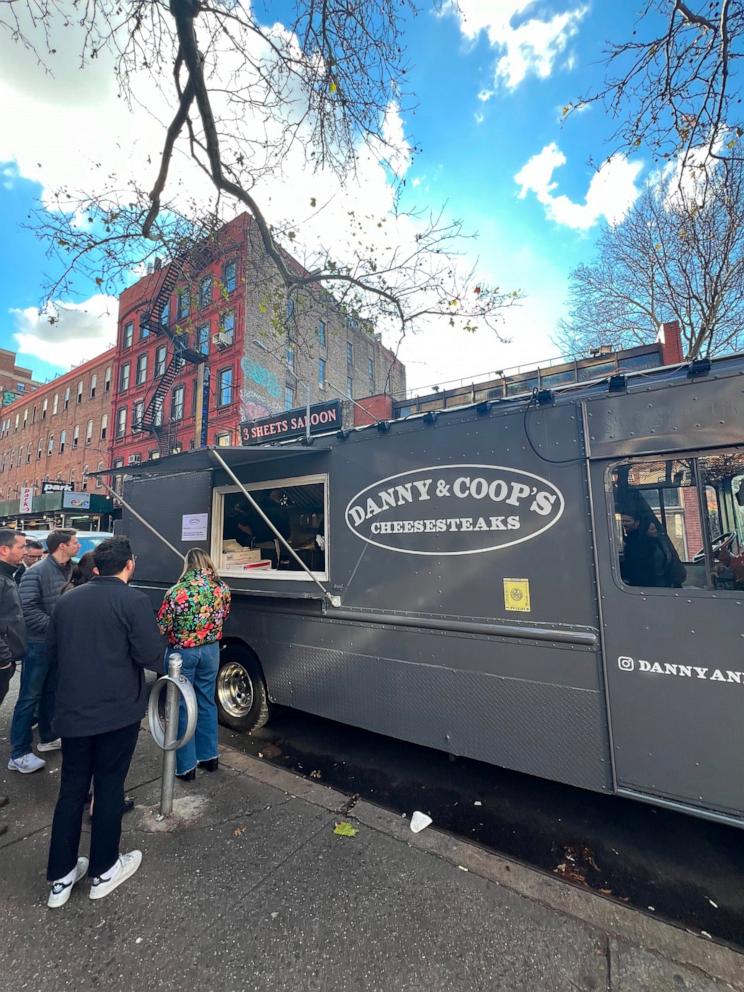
top-left (47, 722), bottom-right (140, 880)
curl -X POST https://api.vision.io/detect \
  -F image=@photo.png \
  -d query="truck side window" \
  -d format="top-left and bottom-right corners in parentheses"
top-left (217, 478), bottom-right (326, 577)
top-left (612, 458), bottom-right (700, 590)
top-left (612, 449), bottom-right (744, 593)
top-left (699, 452), bottom-right (744, 591)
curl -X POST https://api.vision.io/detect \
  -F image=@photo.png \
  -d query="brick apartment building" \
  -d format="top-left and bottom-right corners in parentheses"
top-left (0, 348), bottom-right (38, 409)
top-left (0, 349), bottom-right (115, 503)
top-left (110, 213), bottom-right (406, 467)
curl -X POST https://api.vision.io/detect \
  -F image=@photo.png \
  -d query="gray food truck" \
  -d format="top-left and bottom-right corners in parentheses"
top-left (109, 352), bottom-right (744, 828)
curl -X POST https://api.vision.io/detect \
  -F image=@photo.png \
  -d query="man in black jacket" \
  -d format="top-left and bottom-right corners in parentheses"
top-left (8, 528), bottom-right (79, 773)
top-left (0, 528), bottom-right (28, 838)
top-left (45, 535), bottom-right (165, 908)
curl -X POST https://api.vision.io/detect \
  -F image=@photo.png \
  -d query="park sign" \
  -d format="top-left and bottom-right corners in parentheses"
top-left (42, 481), bottom-right (74, 494)
top-left (240, 400), bottom-right (341, 445)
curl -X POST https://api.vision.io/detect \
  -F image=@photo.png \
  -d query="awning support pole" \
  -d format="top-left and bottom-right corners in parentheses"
top-left (207, 447), bottom-right (340, 608)
top-left (98, 477), bottom-right (183, 561)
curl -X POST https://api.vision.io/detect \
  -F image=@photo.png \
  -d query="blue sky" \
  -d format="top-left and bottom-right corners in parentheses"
top-left (0, 2), bottom-right (651, 391)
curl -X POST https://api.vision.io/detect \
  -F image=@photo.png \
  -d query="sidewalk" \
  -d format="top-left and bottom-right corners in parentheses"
top-left (1, 700), bottom-right (742, 992)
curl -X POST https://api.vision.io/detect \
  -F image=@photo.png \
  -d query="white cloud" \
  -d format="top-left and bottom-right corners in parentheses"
top-left (514, 143), bottom-right (643, 230)
top-left (10, 295), bottom-right (118, 369)
top-left (474, 111), bottom-right (485, 126)
top-left (440, 1), bottom-right (588, 90)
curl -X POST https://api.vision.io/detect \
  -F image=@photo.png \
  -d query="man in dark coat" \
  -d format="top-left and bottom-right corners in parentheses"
top-left (45, 535), bottom-right (165, 908)
top-left (0, 528), bottom-right (28, 837)
top-left (8, 528), bottom-right (79, 773)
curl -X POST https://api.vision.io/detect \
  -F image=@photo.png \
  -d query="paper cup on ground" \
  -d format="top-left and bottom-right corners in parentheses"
top-left (410, 811), bottom-right (432, 833)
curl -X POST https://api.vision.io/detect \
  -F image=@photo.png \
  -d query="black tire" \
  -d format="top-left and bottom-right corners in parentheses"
top-left (216, 644), bottom-right (271, 734)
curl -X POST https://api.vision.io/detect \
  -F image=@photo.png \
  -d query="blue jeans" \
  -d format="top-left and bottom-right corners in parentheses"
top-left (174, 643), bottom-right (220, 776)
top-left (10, 641), bottom-right (57, 759)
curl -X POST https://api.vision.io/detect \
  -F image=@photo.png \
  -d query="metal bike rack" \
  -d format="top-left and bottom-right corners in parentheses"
top-left (147, 653), bottom-right (198, 817)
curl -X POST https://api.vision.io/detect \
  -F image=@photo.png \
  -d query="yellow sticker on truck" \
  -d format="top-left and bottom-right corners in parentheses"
top-left (504, 578), bottom-right (531, 612)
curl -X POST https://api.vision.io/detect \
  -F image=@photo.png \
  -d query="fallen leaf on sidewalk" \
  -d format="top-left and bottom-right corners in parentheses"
top-left (334, 821), bottom-right (359, 837)
top-left (233, 825), bottom-right (247, 837)
top-left (309, 769), bottom-right (322, 779)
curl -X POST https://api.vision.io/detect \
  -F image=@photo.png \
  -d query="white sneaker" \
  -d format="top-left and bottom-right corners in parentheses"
top-left (48, 857), bottom-right (89, 909)
top-left (7, 753), bottom-right (46, 774)
top-left (37, 738), bottom-right (62, 753)
top-left (89, 850), bottom-right (142, 900)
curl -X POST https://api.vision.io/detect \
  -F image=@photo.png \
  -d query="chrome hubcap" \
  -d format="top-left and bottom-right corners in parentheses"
top-left (217, 662), bottom-right (254, 718)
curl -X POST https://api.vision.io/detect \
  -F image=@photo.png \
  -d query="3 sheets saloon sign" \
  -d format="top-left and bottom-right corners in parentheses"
top-left (345, 465), bottom-right (564, 556)
top-left (240, 401), bottom-right (341, 445)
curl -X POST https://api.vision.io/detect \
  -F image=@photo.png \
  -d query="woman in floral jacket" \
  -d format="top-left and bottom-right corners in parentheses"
top-left (157, 549), bottom-right (231, 781)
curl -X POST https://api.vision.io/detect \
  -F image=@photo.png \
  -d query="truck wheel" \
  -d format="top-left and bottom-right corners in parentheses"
top-left (216, 645), bottom-right (270, 734)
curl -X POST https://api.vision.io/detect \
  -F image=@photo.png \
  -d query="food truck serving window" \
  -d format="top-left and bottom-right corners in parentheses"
top-left (611, 449), bottom-right (744, 593)
top-left (212, 474), bottom-right (327, 579)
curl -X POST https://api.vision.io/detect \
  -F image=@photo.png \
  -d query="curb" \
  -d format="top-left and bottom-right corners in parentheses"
top-left (219, 744), bottom-right (744, 992)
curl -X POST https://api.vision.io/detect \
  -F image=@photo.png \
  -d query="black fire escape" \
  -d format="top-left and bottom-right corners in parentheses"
top-left (134, 257), bottom-right (208, 457)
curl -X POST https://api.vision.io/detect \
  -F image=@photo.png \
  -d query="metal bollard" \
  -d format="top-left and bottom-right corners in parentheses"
top-left (147, 652), bottom-right (198, 818)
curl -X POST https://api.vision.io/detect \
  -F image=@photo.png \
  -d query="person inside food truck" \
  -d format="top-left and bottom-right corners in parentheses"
top-left (620, 512), bottom-right (671, 588)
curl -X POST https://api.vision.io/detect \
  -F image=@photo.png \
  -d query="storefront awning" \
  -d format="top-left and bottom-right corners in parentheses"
top-left (91, 444), bottom-right (330, 479)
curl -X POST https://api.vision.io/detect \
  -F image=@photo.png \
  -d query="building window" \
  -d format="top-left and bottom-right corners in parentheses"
top-left (136, 353), bottom-right (148, 385)
top-left (155, 345), bottom-right (167, 378)
top-left (133, 400), bottom-right (144, 430)
top-left (161, 300), bottom-right (170, 329)
top-left (216, 311), bottom-right (235, 349)
top-left (42, 398), bottom-right (47, 419)
top-left (285, 385), bottom-right (295, 409)
top-left (37, 440), bottom-right (42, 460)
top-left (216, 432), bottom-right (231, 447)
top-left (81, 465), bottom-right (89, 490)
top-left (128, 453), bottom-right (142, 466)
top-left (199, 275), bottom-right (212, 309)
top-left (59, 430), bottom-right (66, 454)
top-left (196, 324), bottom-right (210, 356)
top-left (31, 405), bottom-right (36, 424)
top-left (171, 385), bottom-right (185, 421)
top-left (96, 461), bottom-right (104, 489)
top-left (153, 396), bottom-right (163, 427)
top-left (177, 288), bottom-right (190, 320)
top-left (52, 394), bottom-right (59, 416)
top-left (85, 420), bottom-right (93, 445)
top-left (286, 343), bottom-right (295, 371)
top-left (347, 341), bottom-right (353, 365)
top-left (217, 368), bottom-right (233, 407)
top-left (90, 373), bottom-right (97, 399)
top-left (47, 434), bottom-right (54, 455)
top-left (73, 425), bottom-right (80, 449)
top-left (368, 357), bottom-right (375, 390)
top-left (223, 259), bottom-right (236, 294)
top-left (318, 358), bottom-right (326, 388)
top-left (77, 381), bottom-right (83, 404)
top-left (149, 449), bottom-right (160, 461)
top-left (347, 376), bottom-right (353, 398)
top-left (171, 442), bottom-right (183, 456)
top-left (140, 319), bottom-right (149, 341)
top-left (318, 319), bottom-right (326, 347)
top-left (116, 408), bottom-right (127, 439)
top-left (104, 368), bottom-right (111, 393)
top-left (23, 409), bottom-right (28, 428)
top-left (119, 363), bottom-right (130, 392)
top-left (123, 322), bottom-right (134, 348)
top-left (100, 414), bottom-right (108, 440)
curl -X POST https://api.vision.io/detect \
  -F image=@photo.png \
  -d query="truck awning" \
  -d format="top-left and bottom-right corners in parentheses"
top-left (92, 444), bottom-right (330, 478)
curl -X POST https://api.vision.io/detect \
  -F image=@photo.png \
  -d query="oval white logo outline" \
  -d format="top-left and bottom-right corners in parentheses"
top-left (344, 463), bottom-right (565, 557)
